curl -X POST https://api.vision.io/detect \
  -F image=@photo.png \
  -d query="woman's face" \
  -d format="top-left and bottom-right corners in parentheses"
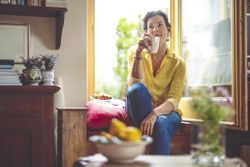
top-left (146, 15), bottom-right (168, 47)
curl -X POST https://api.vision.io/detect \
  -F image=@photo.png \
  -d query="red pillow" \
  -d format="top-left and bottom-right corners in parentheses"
top-left (86, 99), bottom-right (128, 130)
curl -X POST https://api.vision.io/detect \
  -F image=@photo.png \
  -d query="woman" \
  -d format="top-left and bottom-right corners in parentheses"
top-left (126, 10), bottom-right (186, 155)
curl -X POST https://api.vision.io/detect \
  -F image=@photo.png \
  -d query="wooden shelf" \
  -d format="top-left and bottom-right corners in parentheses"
top-left (0, 4), bottom-right (67, 49)
top-left (0, 85), bottom-right (60, 94)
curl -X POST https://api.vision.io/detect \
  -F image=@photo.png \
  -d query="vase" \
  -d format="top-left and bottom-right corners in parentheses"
top-left (23, 68), bottom-right (42, 85)
top-left (191, 123), bottom-right (225, 166)
top-left (41, 70), bottom-right (55, 85)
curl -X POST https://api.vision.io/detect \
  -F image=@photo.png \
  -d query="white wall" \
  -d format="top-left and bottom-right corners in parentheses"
top-left (57, 0), bottom-right (87, 107)
top-left (0, 0), bottom-right (88, 107)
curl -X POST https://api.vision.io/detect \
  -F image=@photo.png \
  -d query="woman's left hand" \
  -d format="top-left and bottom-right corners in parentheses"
top-left (140, 112), bottom-right (157, 136)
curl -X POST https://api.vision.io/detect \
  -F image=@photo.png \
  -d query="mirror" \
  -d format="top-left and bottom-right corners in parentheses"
top-left (179, 0), bottom-right (248, 131)
top-left (0, 23), bottom-right (30, 63)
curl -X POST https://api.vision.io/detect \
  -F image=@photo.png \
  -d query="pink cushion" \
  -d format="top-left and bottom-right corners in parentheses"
top-left (87, 99), bottom-right (128, 130)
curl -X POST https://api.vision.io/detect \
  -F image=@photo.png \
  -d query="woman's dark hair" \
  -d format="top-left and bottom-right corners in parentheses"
top-left (143, 10), bottom-right (171, 32)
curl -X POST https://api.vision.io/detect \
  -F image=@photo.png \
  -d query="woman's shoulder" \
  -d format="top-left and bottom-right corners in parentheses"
top-left (167, 48), bottom-right (185, 64)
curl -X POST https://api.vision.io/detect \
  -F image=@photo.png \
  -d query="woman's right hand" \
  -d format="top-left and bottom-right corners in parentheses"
top-left (140, 111), bottom-right (157, 136)
top-left (136, 34), bottom-right (152, 56)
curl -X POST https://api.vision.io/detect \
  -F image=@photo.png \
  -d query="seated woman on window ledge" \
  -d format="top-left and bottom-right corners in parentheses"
top-left (126, 10), bottom-right (186, 155)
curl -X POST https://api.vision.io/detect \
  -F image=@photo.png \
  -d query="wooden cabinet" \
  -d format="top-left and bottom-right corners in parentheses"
top-left (0, 86), bottom-right (59, 167)
top-left (0, 4), bottom-right (67, 49)
top-left (57, 107), bottom-right (88, 167)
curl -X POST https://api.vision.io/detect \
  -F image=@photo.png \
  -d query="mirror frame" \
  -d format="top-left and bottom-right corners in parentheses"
top-left (178, 0), bottom-right (248, 131)
top-left (0, 23), bottom-right (30, 63)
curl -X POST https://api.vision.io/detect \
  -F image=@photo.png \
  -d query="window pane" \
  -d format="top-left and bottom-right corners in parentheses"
top-left (181, 0), bottom-right (232, 96)
top-left (95, 0), bottom-right (170, 98)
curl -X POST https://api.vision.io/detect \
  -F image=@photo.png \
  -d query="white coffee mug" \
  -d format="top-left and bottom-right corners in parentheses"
top-left (145, 36), bottom-right (160, 54)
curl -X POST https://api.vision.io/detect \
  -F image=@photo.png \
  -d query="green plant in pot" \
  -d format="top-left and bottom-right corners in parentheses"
top-left (190, 87), bottom-right (233, 166)
top-left (21, 56), bottom-right (43, 85)
top-left (40, 54), bottom-right (58, 85)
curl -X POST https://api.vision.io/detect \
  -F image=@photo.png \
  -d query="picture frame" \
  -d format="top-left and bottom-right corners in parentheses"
top-left (0, 23), bottom-right (30, 73)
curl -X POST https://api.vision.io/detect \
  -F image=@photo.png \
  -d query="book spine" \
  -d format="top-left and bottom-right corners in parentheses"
top-left (27, 0), bottom-right (33, 5)
top-left (33, 0), bottom-right (39, 6)
top-left (0, 69), bottom-right (18, 72)
top-left (16, 0), bottom-right (25, 5)
top-left (0, 59), bottom-right (14, 65)
top-left (0, 83), bottom-right (22, 86)
top-left (40, 0), bottom-right (45, 6)
top-left (0, 65), bottom-right (14, 69)
top-left (10, 0), bottom-right (16, 5)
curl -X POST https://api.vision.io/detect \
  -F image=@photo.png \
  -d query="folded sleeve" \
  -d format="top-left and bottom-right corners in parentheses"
top-left (167, 58), bottom-right (186, 109)
top-left (127, 47), bottom-right (143, 87)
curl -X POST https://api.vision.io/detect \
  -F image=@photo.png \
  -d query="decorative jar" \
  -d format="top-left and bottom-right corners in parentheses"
top-left (41, 70), bottom-right (55, 85)
top-left (23, 68), bottom-right (42, 85)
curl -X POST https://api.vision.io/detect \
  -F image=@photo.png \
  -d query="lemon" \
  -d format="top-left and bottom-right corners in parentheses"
top-left (109, 118), bottom-right (141, 142)
top-left (123, 126), bottom-right (141, 142)
top-left (109, 118), bottom-right (126, 136)
top-left (100, 131), bottom-right (113, 140)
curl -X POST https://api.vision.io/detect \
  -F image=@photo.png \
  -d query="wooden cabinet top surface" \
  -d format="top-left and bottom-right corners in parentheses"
top-left (0, 4), bottom-right (67, 17)
top-left (0, 85), bottom-right (60, 94)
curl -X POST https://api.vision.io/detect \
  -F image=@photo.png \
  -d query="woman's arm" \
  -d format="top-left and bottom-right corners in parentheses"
top-left (131, 50), bottom-right (143, 79)
top-left (127, 49), bottom-right (145, 86)
top-left (127, 50), bottom-right (144, 86)
top-left (152, 101), bottom-right (174, 115)
top-left (127, 34), bottom-right (152, 86)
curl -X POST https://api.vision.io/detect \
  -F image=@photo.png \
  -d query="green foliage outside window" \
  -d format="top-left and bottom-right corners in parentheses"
top-left (96, 17), bottom-right (142, 99)
top-left (114, 17), bottom-right (142, 98)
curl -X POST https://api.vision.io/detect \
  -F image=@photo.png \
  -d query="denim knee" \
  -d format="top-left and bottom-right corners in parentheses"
top-left (153, 117), bottom-right (170, 136)
top-left (151, 117), bottom-right (171, 155)
top-left (153, 113), bottom-right (181, 137)
top-left (127, 83), bottom-right (148, 98)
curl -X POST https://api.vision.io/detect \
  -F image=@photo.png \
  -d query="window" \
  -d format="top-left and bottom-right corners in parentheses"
top-left (87, 0), bottom-right (173, 99)
top-left (88, 0), bottom-right (248, 130)
top-left (178, 0), bottom-right (233, 120)
top-left (182, 0), bottom-right (232, 90)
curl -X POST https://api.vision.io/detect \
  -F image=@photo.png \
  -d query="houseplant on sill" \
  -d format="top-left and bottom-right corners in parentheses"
top-left (41, 54), bottom-right (58, 85)
top-left (22, 56), bottom-right (43, 85)
top-left (190, 87), bottom-right (233, 166)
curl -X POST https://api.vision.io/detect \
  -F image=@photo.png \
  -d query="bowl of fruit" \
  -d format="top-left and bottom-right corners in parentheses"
top-left (89, 118), bottom-right (153, 163)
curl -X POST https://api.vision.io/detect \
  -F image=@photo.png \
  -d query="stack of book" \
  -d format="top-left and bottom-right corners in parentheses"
top-left (248, 1), bottom-right (250, 13)
top-left (46, 0), bottom-right (67, 8)
top-left (0, 59), bottom-right (22, 85)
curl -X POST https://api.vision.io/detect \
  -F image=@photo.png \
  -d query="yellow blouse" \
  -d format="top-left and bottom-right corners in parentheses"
top-left (127, 48), bottom-right (186, 115)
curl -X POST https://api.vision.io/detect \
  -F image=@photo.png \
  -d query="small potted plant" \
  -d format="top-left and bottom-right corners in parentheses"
top-left (21, 56), bottom-right (43, 85)
top-left (21, 56), bottom-right (42, 69)
top-left (40, 54), bottom-right (58, 85)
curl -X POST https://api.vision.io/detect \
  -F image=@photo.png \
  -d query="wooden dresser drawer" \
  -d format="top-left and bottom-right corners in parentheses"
top-left (0, 95), bottom-right (43, 116)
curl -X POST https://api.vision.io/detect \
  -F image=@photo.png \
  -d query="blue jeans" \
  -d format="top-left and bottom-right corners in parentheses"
top-left (125, 83), bottom-right (181, 155)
